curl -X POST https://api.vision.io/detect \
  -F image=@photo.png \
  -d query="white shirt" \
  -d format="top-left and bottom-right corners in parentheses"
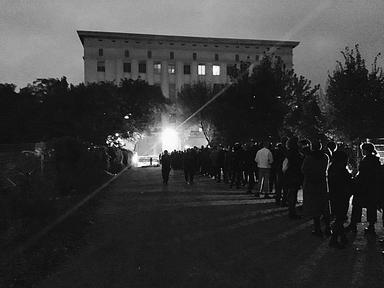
top-left (255, 147), bottom-right (273, 168)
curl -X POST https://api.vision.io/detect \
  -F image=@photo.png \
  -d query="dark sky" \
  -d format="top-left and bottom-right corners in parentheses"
top-left (1, 0), bottom-right (383, 89)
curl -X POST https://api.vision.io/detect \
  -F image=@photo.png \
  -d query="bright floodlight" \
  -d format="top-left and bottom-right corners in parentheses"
top-left (161, 128), bottom-right (179, 151)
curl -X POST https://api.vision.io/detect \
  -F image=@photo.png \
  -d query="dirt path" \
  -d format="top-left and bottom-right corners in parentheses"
top-left (36, 167), bottom-right (384, 288)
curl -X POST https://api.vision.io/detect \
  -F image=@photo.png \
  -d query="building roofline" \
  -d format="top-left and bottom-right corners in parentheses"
top-left (77, 30), bottom-right (300, 48)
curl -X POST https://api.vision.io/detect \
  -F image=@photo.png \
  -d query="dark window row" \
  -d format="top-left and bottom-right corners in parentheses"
top-left (97, 48), bottom-right (260, 62)
top-left (98, 61), bottom-right (223, 76)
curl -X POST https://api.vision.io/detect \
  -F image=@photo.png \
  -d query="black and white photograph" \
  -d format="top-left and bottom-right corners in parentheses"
top-left (1, 0), bottom-right (384, 287)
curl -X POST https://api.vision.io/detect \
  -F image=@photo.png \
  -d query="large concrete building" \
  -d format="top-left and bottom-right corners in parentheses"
top-left (77, 31), bottom-right (299, 98)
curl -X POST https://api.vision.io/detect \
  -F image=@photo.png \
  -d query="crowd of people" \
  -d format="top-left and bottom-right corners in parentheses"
top-left (159, 137), bottom-right (384, 248)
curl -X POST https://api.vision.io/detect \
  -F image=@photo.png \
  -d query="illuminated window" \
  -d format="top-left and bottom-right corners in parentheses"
top-left (198, 64), bottom-right (205, 75)
top-left (124, 50), bottom-right (129, 57)
top-left (212, 65), bottom-right (220, 76)
top-left (97, 61), bottom-right (105, 72)
top-left (98, 48), bottom-right (103, 56)
top-left (138, 62), bottom-right (146, 73)
top-left (153, 62), bottom-right (161, 73)
top-left (170, 51), bottom-right (174, 60)
top-left (193, 52), bottom-right (197, 60)
top-left (168, 63), bottom-right (175, 74)
top-left (123, 62), bottom-right (131, 73)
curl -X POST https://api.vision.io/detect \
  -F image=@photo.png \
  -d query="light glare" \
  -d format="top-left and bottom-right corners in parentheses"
top-left (162, 128), bottom-right (179, 151)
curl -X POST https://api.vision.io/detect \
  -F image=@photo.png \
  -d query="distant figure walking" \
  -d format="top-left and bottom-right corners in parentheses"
top-left (160, 150), bottom-right (171, 184)
top-left (255, 140), bottom-right (274, 198)
top-left (302, 140), bottom-right (331, 236)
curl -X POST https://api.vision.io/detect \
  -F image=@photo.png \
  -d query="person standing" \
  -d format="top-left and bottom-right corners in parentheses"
top-left (348, 142), bottom-right (381, 234)
top-left (283, 137), bottom-right (304, 219)
top-left (255, 140), bottom-right (274, 198)
top-left (183, 148), bottom-right (198, 184)
top-left (160, 150), bottom-right (171, 184)
top-left (230, 143), bottom-right (243, 189)
top-left (302, 140), bottom-right (331, 236)
top-left (328, 150), bottom-right (352, 248)
top-left (274, 142), bottom-right (287, 205)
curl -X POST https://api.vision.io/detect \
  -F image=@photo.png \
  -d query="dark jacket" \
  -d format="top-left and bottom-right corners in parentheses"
top-left (283, 149), bottom-right (303, 190)
top-left (328, 163), bottom-right (352, 218)
top-left (353, 155), bottom-right (381, 208)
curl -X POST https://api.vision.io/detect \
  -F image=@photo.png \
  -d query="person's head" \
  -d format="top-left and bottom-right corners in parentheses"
top-left (332, 150), bottom-right (348, 167)
top-left (360, 142), bottom-right (377, 156)
top-left (311, 140), bottom-right (322, 151)
top-left (164, 150), bottom-right (168, 155)
top-left (263, 140), bottom-right (270, 148)
top-left (286, 137), bottom-right (299, 151)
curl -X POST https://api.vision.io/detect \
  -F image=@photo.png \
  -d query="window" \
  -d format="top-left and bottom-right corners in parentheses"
top-left (193, 52), bottom-right (197, 60)
top-left (138, 62), bottom-right (146, 73)
top-left (183, 64), bottom-right (191, 75)
top-left (99, 48), bottom-right (103, 56)
top-left (235, 54), bottom-right (239, 62)
top-left (97, 61), bottom-right (105, 72)
top-left (214, 53), bottom-right (219, 61)
top-left (147, 50), bottom-right (152, 59)
top-left (170, 51), bottom-right (174, 60)
top-left (198, 64), bottom-right (205, 75)
top-left (212, 65), bottom-right (220, 76)
top-left (153, 62), bottom-right (161, 73)
top-left (123, 62), bottom-right (131, 73)
top-left (168, 63), bottom-right (175, 74)
top-left (255, 55), bottom-right (260, 61)
top-left (124, 50), bottom-right (129, 57)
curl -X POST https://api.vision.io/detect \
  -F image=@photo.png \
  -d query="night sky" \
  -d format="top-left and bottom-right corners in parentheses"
top-left (1, 0), bottom-right (383, 89)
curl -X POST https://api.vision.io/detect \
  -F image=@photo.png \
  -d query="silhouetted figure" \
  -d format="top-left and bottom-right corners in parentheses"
top-left (230, 143), bottom-right (243, 189)
top-left (183, 148), bottom-right (198, 184)
top-left (274, 142), bottom-right (287, 204)
top-left (302, 140), bottom-right (331, 236)
top-left (283, 137), bottom-right (303, 219)
top-left (348, 142), bottom-right (381, 235)
top-left (328, 151), bottom-right (352, 248)
top-left (160, 150), bottom-right (171, 184)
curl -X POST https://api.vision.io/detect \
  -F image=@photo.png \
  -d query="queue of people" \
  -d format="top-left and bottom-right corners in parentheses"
top-left (159, 138), bottom-right (384, 248)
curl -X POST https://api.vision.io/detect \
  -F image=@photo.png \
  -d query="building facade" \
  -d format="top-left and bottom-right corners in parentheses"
top-left (77, 31), bottom-right (299, 98)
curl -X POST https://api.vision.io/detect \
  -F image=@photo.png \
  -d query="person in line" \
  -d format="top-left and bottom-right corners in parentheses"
top-left (274, 142), bottom-right (287, 205)
top-left (230, 143), bottom-right (243, 189)
top-left (328, 150), bottom-right (352, 248)
top-left (255, 140), bottom-right (274, 198)
top-left (160, 150), bottom-right (171, 184)
top-left (183, 148), bottom-right (198, 185)
top-left (283, 137), bottom-right (304, 219)
top-left (302, 140), bottom-right (331, 236)
top-left (348, 142), bottom-right (381, 235)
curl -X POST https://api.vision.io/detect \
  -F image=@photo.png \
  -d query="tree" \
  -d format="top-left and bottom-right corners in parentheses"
top-left (283, 74), bottom-right (322, 140)
top-left (177, 55), bottom-right (322, 145)
top-left (0, 78), bottom-right (167, 145)
top-left (326, 45), bottom-right (384, 143)
top-left (177, 82), bottom-right (219, 144)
